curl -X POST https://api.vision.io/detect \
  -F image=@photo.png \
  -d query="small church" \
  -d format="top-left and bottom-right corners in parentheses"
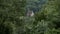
top-left (26, 9), bottom-right (34, 17)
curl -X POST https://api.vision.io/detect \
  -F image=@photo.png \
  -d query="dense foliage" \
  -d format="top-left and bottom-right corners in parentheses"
top-left (26, 0), bottom-right (46, 12)
top-left (35, 0), bottom-right (60, 34)
top-left (0, 0), bottom-right (26, 34)
top-left (0, 0), bottom-right (60, 34)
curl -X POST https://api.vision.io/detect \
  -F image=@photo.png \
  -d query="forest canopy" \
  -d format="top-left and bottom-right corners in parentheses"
top-left (0, 0), bottom-right (60, 34)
